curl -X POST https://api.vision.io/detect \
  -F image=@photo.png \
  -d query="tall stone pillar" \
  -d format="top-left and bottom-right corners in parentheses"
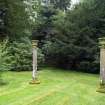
top-left (32, 40), bottom-right (38, 80)
top-left (30, 40), bottom-right (40, 84)
top-left (97, 37), bottom-right (105, 93)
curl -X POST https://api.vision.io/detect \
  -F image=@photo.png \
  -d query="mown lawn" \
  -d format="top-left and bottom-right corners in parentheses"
top-left (0, 67), bottom-right (105, 105)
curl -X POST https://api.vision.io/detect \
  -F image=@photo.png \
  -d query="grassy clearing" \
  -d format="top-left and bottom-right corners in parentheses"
top-left (0, 68), bottom-right (105, 105)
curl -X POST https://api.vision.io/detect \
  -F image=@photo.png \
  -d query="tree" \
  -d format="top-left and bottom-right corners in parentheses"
top-left (0, 0), bottom-right (43, 72)
top-left (50, 0), bottom-right (71, 10)
top-left (0, 0), bottom-right (29, 39)
top-left (41, 0), bottom-right (105, 73)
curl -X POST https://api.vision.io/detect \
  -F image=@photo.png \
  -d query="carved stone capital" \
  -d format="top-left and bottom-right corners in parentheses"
top-left (32, 40), bottom-right (38, 48)
top-left (99, 37), bottom-right (105, 48)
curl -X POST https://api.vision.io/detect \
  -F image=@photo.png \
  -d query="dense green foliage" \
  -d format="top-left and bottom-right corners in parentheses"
top-left (0, 0), bottom-right (30, 39)
top-left (0, 39), bottom-right (44, 72)
top-left (0, 68), bottom-right (105, 105)
top-left (8, 38), bottom-right (32, 71)
top-left (8, 38), bottom-right (44, 71)
top-left (0, 0), bottom-right (31, 71)
top-left (0, 39), bottom-right (12, 84)
top-left (50, 0), bottom-right (71, 10)
top-left (33, 0), bottom-right (105, 73)
top-left (0, 0), bottom-right (105, 73)
top-left (0, 39), bottom-right (12, 71)
top-left (0, 0), bottom-right (44, 72)
top-left (54, 0), bottom-right (105, 73)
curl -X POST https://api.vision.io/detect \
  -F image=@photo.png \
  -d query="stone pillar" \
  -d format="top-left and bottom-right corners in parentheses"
top-left (32, 40), bottom-right (38, 80)
top-left (99, 38), bottom-right (105, 84)
top-left (97, 37), bottom-right (105, 93)
top-left (29, 40), bottom-right (40, 84)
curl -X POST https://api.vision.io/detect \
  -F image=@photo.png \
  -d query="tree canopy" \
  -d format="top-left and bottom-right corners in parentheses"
top-left (33, 0), bottom-right (105, 73)
top-left (0, 0), bottom-right (105, 73)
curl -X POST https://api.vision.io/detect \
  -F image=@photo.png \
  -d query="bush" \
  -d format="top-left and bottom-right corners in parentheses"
top-left (9, 38), bottom-right (32, 71)
top-left (0, 39), bottom-right (12, 84)
top-left (0, 39), bottom-right (12, 71)
top-left (8, 38), bottom-right (45, 71)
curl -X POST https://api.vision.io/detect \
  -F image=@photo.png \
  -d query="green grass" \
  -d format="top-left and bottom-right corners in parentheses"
top-left (0, 67), bottom-right (105, 105)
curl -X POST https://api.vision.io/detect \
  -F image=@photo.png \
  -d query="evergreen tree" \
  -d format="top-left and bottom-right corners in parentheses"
top-left (50, 0), bottom-right (71, 10)
top-left (52, 0), bottom-right (105, 72)
top-left (0, 0), bottom-right (38, 39)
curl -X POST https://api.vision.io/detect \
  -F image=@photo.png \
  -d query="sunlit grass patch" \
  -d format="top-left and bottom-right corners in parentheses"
top-left (0, 68), bottom-right (105, 105)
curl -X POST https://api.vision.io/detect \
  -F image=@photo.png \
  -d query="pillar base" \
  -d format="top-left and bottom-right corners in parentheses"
top-left (29, 79), bottom-right (40, 84)
top-left (97, 84), bottom-right (105, 93)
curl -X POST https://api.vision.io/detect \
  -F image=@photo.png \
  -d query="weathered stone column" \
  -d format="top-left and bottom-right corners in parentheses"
top-left (32, 40), bottom-right (38, 80)
top-left (30, 40), bottom-right (40, 84)
top-left (97, 37), bottom-right (105, 93)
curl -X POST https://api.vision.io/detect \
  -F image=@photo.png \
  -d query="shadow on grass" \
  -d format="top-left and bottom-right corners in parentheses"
top-left (0, 72), bottom-right (8, 86)
top-left (0, 80), bottom-right (8, 86)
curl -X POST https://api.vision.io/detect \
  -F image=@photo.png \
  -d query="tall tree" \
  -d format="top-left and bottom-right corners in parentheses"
top-left (0, 0), bottom-right (30, 38)
top-left (42, 0), bottom-right (105, 73)
top-left (50, 0), bottom-right (71, 10)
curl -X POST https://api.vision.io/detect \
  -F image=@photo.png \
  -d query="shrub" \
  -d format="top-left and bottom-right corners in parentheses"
top-left (0, 39), bottom-right (12, 71)
top-left (8, 38), bottom-right (45, 71)
top-left (0, 39), bottom-right (12, 84)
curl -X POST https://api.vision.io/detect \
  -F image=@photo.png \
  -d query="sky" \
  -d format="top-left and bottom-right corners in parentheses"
top-left (72, 0), bottom-right (79, 4)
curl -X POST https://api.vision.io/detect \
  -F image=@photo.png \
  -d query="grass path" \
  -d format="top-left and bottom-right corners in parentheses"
top-left (0, 68), bottom-right (105, 105)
